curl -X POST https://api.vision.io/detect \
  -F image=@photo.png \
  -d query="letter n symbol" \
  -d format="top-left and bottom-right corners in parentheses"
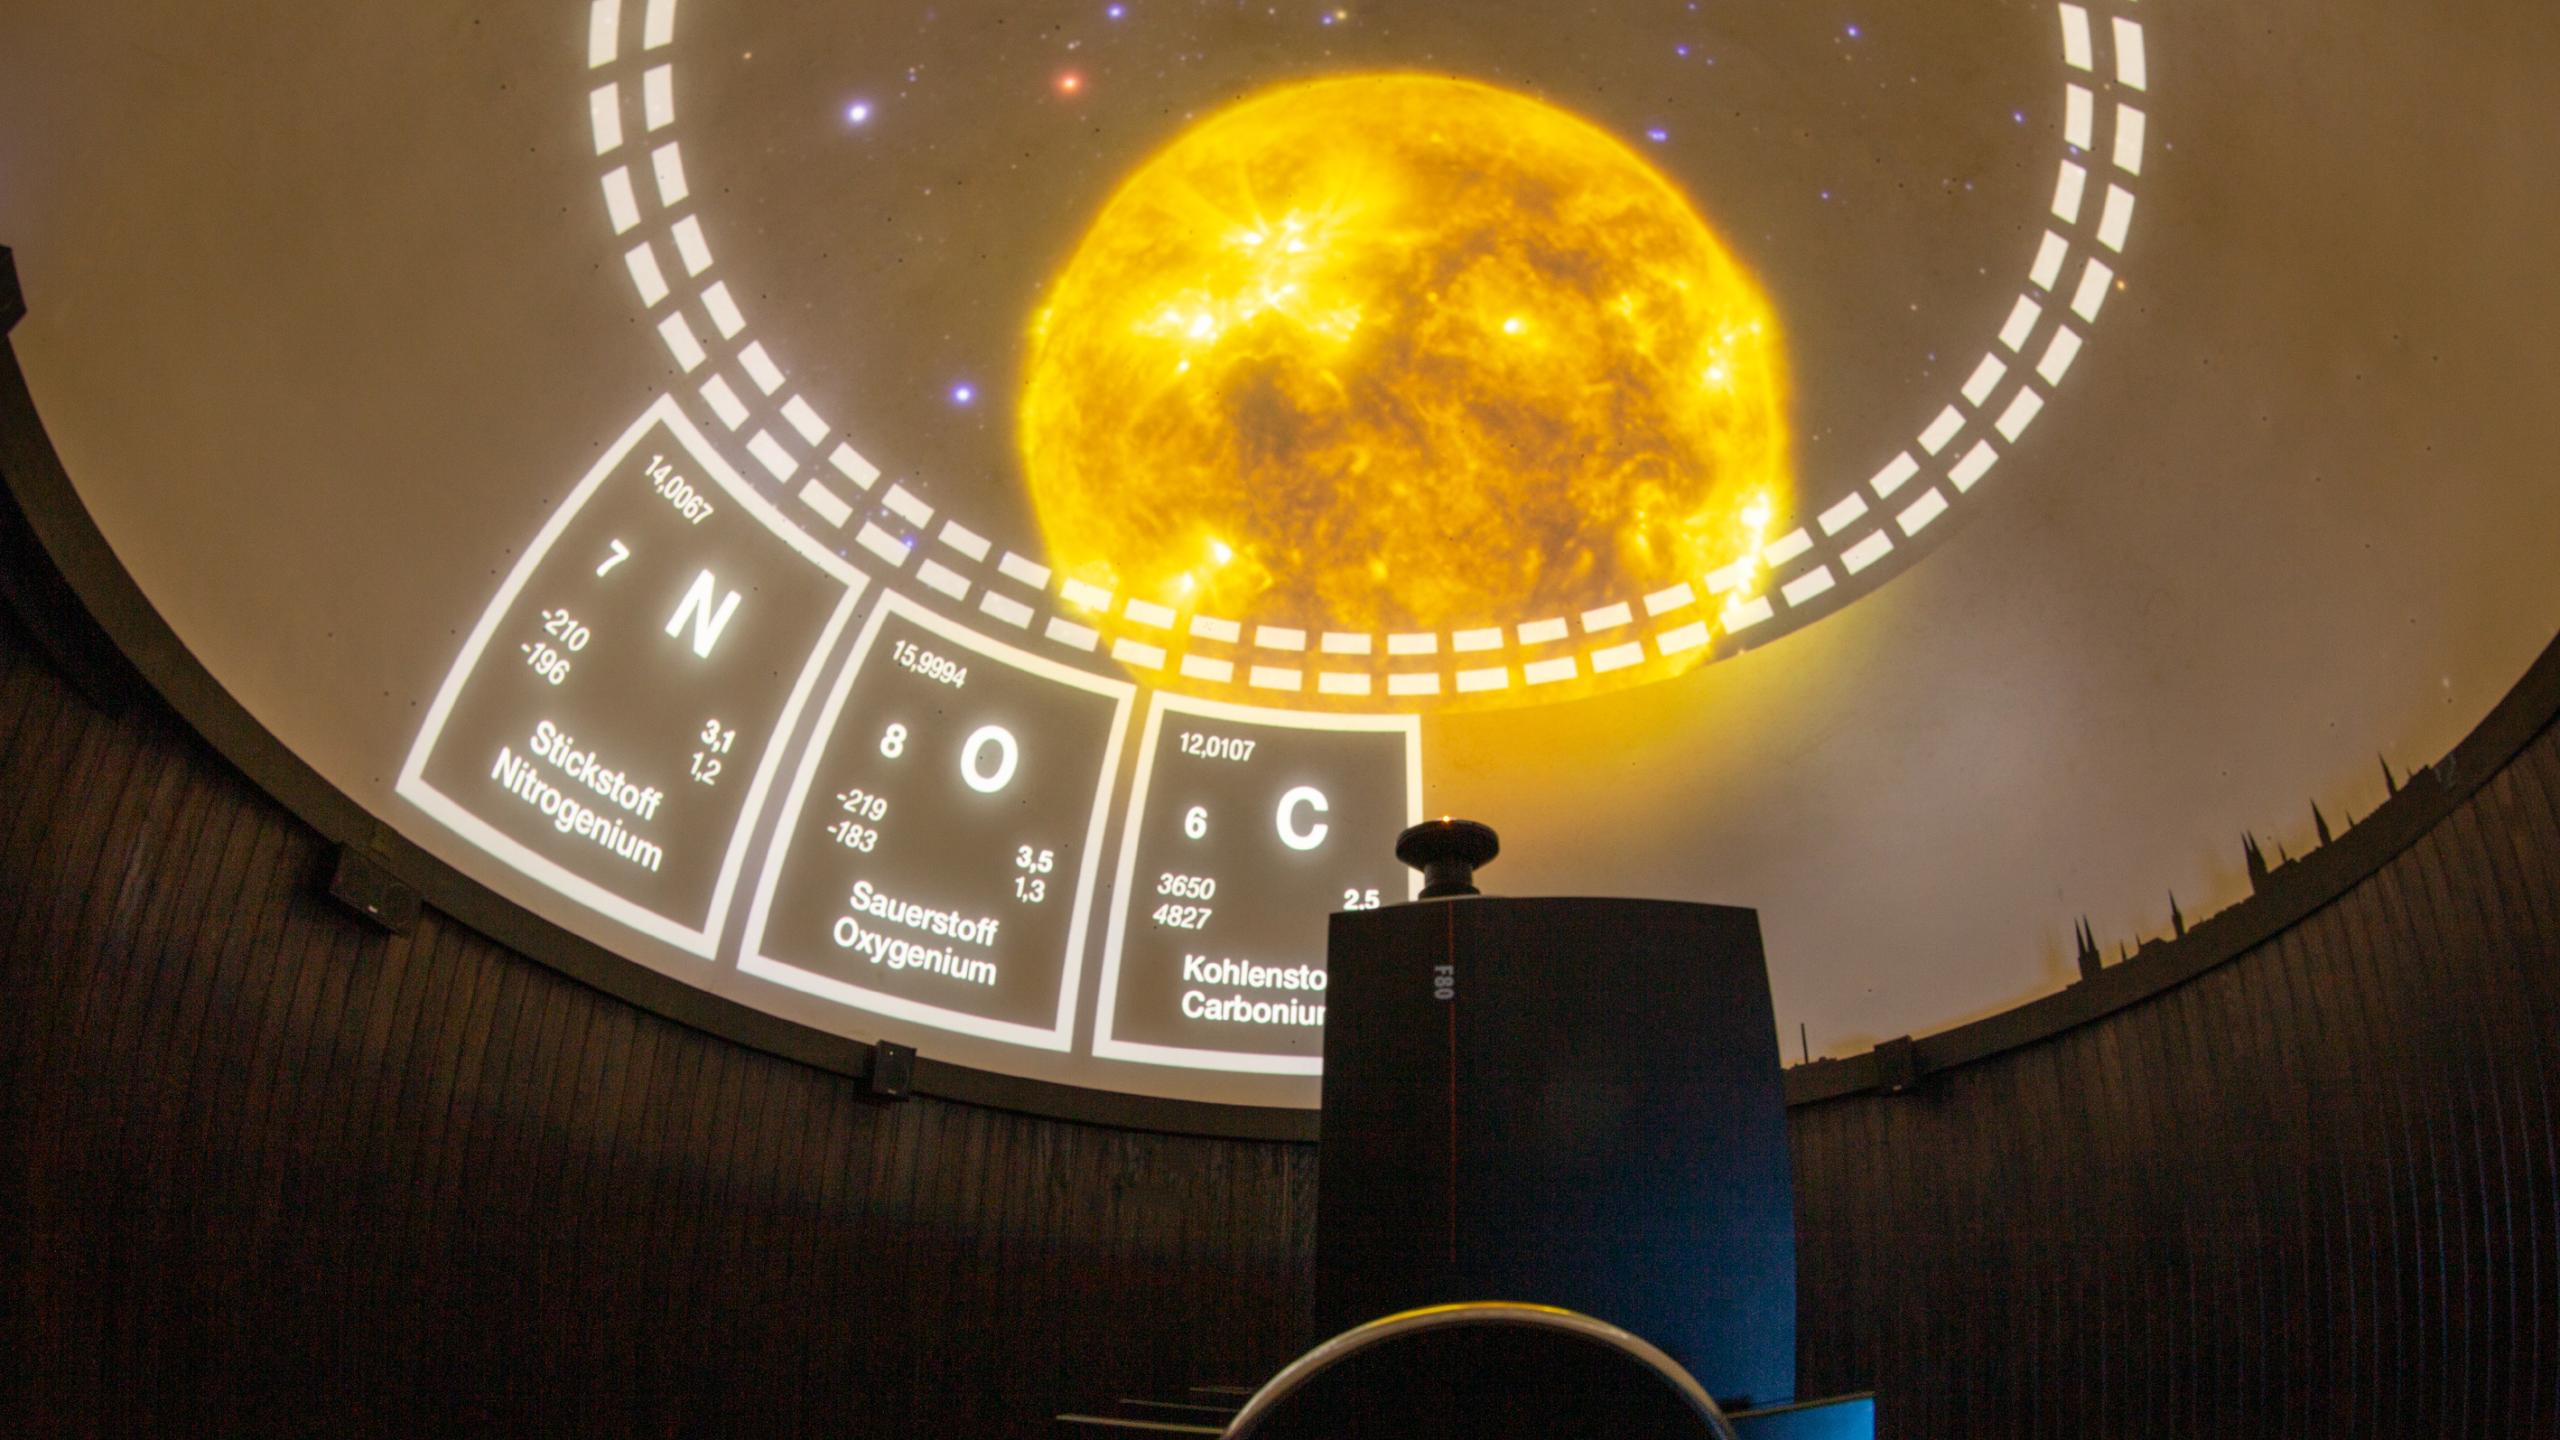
top-left (666, 569), bottom-right (743, 657)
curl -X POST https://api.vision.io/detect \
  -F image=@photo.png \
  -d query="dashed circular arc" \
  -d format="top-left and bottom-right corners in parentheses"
top-left (574, 0), bottom-right (2150, 705)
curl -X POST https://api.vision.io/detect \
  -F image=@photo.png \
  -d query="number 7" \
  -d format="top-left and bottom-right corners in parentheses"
top-left (596, 539), bottom-right (631, 576)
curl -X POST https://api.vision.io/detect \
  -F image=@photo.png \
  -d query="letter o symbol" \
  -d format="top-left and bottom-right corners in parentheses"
top-left (833, 917), bottom-right (859, 948)
top-left (961, 724), bottom-right (1020, 793)
top-left (1276, 785), bottom-right (1329, 851)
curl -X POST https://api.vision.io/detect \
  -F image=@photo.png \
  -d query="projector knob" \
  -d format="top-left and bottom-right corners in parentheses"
top-left (1395, 818), bottom-right (1500, 900)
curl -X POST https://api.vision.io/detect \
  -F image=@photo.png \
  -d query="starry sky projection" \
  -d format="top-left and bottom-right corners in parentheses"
top-left (682, 0), bottom-right (2061, 586)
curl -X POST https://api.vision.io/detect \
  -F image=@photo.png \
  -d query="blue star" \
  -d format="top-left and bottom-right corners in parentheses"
top-left (952, 384), bottom-right (975, 406)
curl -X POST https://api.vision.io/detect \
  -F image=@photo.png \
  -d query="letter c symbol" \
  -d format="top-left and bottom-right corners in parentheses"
top-left (1276, 786), bottom-right (1329, 851)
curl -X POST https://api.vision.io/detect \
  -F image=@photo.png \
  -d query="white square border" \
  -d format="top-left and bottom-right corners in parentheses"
top-left (395, 394), bottom-right (865, 957)
top-left (737, 588), bottom-right (1136, 1052)
top-left (1090, 692), bottom-right (1423, 1074)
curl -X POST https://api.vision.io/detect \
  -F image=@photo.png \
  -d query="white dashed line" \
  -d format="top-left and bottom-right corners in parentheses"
top-left (2030, 231), bottom-right (2069, 290)
top-left (2052, 161), bottom-right (2088, 223)
top-left (1870, 452), bottom-right (1921, 498)
top-left (670, 215), bottom-right (712, 274)
top-left (1897, 489), bottom-right (1950, 535)
top-left (918, 558), bottom-right (970, 600)
top-left (1995, 388), bottom-right (2046, 441)
top-left (797, 479), bottom-right (851, 528)
top-left (587, 0), bottom-right (620, 68)
top-left (643, 66), bottom-right (675, 130)
top-left (1961, 354), bottom-right (2008, 407)
top-left (2114, 105), bottom-right (2146, 174)
top-left (883, 483), bottom-right (934, 526)
top-left (1591, 641), bottom-right (1645, 673)
top-left (2071, 258), bottom-right (2114, 321)
top-left (1948, 440), bottom-right (1998, 492)
top-left (2064, 85), bottom-right (2093, 149)
top-left (1781, 567), bottom-right (1837, 607)
top-left (781, 395), bottom-right (830, 445)
top-left (937, 521), bottom-right (991, 561)
top-left (746, 429), bottom-right (798, 481)
top-left (1999, 296), bottom-right (2043, 351)
top-left (700, 282), bottom-right (745, 339)
top-left (656, 312), bottom-right (706, 371)
top-left (1642, 583), bottom-right (1696, 616)
top-left (2059, 3), bottom-right (2094, 70)
top-left (589, 85), bottom-right (624, 153)
top-left (1722, 595), bottom-right (1775, 631)
top-left (738, 342), bottom-right (785, 394)
top-left (642, 0), bottom-right (677, 49)
top-left (2113, 18), bottom-right (2147, 90)
top-left (1819, 492), bottom-right (1871, 535)
top-left (1657, 620), bottom-right (1711, 655)
top-left (624, 243), bottom-right (670, 305)
top-left (2096, 186), bottom-right (2135, 251)
top-left (2038, 327), bottom-right (2085, 385)
top-left (699, 374), bottom-right (748, 429)
top-left (856, 523), bottom-right (912, 568)
top-left (1705, 554), bottom-right (1757, 594)
top-left (650, 143), bottom-right (688, 205)
top-left (1112, 637), bottom-right (1165, 669)
top-left (828, 443), bottom-right (880, 490)
top-left (601, 168), bottom-right (641, 233)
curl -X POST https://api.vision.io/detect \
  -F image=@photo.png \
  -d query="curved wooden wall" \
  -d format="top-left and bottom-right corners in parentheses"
top-left (4, 585), bottom-right (2555, 1437)
top-left (0, 622), bottom-right (1315, 1436)
top-left (1791, 713), bottom-right (2560, 1435)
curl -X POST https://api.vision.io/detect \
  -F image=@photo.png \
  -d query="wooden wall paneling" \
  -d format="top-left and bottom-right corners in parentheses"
top-left (1788, 710), bottom-right (2560, 1438)
top-left (10, 571), bottom-right (2560, 1436)
top-left (0, 624), bottom-right (1332, 1437)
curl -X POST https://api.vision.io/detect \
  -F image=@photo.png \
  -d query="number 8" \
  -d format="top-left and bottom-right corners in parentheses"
top-left (880, 723), bottom-right (908, 758)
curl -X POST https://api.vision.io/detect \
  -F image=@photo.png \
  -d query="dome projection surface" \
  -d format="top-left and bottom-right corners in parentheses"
top-left (3, 0), bottom-right (2558, 1108)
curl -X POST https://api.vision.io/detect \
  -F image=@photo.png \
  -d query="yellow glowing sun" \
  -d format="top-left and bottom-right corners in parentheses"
top-left (1019, 72), bottom-right (1789, 652)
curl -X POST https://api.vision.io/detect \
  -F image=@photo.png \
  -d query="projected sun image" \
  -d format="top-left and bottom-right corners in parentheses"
top-left (1017, 75), bottom-right (1790, 678)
